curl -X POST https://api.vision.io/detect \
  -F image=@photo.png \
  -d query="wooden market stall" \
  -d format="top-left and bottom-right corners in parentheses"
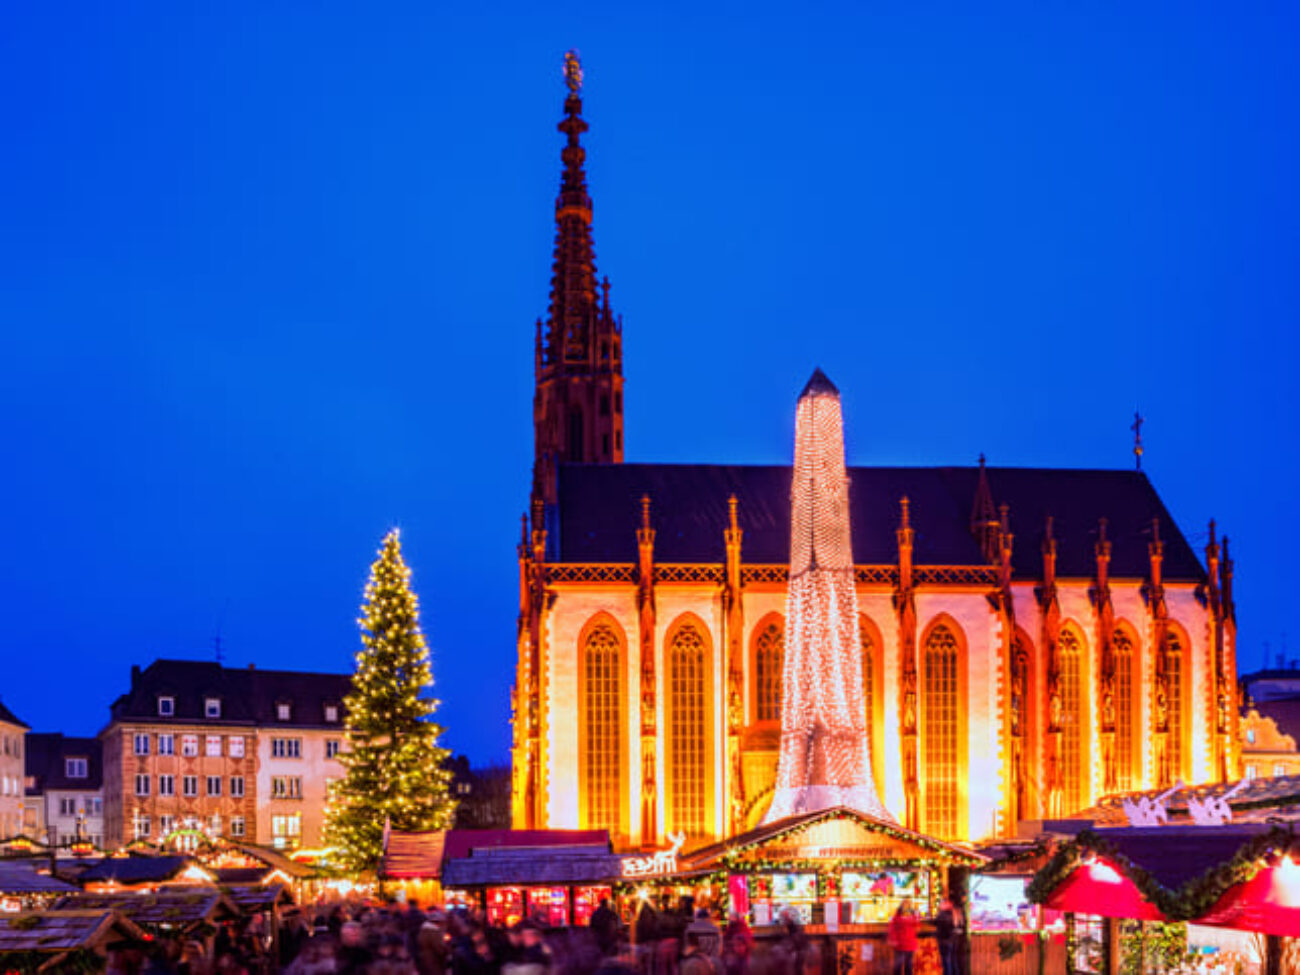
top-left (75, 855), bottom-right (218, 892)
top-left (0, 909), bottom-right (148, 972)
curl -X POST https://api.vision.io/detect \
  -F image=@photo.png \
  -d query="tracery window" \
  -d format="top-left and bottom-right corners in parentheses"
top-left (923, 623), bottom-right (961, 840)
top-left (1060, 627), bottom-right (1087, 814)
top-left (668, 623), bottom-right (709, 839)
top-left (860, 618), bottom-right (876, 768)
top-left (581, 622), bottom-right (623, 835)
top-left (1166, 629), bottom-right (1186, 782)
top-left (1114, 627), bottom-right (1136, 791)
top-left (754, 622), bottom-right (783, 722)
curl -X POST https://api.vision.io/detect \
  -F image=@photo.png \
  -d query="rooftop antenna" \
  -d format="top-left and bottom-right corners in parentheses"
top-left (213, 598), bottom-right (230, 664)
top-left (1131, 410), bottom-right (1144, 470)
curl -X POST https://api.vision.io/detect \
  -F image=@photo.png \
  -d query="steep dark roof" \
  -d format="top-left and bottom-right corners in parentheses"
top-left (554, 463), bottom-right (1206, 581)
top-left (0, 699), bottom-right (29, 729)
top-left (25, 733), bottom-right (102, 793)
top-left (106, 660), bottom-right (351, 729)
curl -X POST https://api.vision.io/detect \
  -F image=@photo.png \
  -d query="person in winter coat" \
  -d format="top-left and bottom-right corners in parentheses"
top-left (887, 901), bottom-right (920, 975)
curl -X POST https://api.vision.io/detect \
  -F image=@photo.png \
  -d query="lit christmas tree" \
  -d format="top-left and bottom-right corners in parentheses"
top-left (324, 529), bottom-right (455, 873)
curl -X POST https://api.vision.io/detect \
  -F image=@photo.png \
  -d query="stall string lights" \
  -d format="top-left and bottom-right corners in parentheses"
top-left (765, 372), bottom-right (893, 824)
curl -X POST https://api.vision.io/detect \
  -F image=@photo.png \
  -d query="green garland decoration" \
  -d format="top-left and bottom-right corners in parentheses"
top-left (1027, 826), bottom-right (1300, 921)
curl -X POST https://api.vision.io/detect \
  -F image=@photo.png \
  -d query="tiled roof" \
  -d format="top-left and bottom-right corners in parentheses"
top-left (383, 829), bottom-right (611, 880)
top-left (224, 882), bottom-right (293, 912)
top-left (106, 660), bottom-right (351, 729)
top-left (0, 910), bottom-right (145, 954)
top-left (554, 463), bottom-right (1206, 581)
top-left (0, 698), bottom-right (29, 729)
top-left (25, 733), bottom-right (103, 792)
top-left (441, 846), bottom-right (624, 887)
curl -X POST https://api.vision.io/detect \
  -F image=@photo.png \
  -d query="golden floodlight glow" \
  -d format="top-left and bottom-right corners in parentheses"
top-left (765, 370), bottom-right (894, 824)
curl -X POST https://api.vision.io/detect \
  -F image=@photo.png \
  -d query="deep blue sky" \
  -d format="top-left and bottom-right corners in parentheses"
top-left (2, 3), bottom-right (1296, 764)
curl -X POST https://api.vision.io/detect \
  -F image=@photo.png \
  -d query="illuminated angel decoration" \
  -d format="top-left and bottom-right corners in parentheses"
top-left (564, 49), bottom-right (583, 93)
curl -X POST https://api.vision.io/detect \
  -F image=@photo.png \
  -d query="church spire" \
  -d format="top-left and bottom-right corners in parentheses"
top-left (533, 50), bottom-right (624, 505)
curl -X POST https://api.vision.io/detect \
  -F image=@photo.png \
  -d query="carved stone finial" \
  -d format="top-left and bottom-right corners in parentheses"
top-left (640, 493), bottom-right (652, 529)
top-left (727, 493), bottom-right (739, 530)
top-left (900, 496), bottom-right (911, 530)
top-left (563, 49), bottom-right (583, 93)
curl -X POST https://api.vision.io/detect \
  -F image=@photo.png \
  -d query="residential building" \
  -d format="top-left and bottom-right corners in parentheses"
top-left (23, 733), bottom-right (104, 847)
top-left (100, 660), bottom-right (349, 849)
top-left (0, 701), bottom-right (28, 839)
top-left (1240, 702), bottom-right (1300, 780)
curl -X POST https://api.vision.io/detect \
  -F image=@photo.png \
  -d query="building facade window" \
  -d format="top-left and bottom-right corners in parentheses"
top-left (1113, 626), bottom-right (1137, 792)
top-left (276, 703), bottom-right (292, 722)
top-left (205, 698), bottom-right (222, 718)
top-left (206, 776), bottom-right (221, 796)
top-left (158, 774), bottom-right (175, 797)
top-left (59, 797), bottom-right (76, 816)
top-left (231, 816), bottom-right (245, 837)
top-left (1166, 629), bottom-right (1187, 783)
top-left (1060, 626), bottom-right (1087, 814)
top-left (65, 758), bottom-right (88, 779)
top-left (183, 775), bottom-right (198, 798)
top-left (667, 621), bottom-right (709, 839)
top-left (923, 622), bottom-right (962, 840)
top-left (159, 814), bottom-right (175, 836)
top-left (325, 739), bottom-right (341, 759)
top-left (205, 736), bottom-right (222, 757)
top-left (1275, 764), bottom-right (1287, 777)
top-left (134, 815), bottom-right (151, 839)
top-left (158, 696), bottom-right (174, 716)
top-left (228, 736), bottom-right (244, 758)
top-left (753, 620), bottom-right (784, 723)
top-left (88, 796), bottom-right (102, 814)
top-left (134, 774), bottom-right (150, 796)
top-left (271, 812), bottom-right (301, 849)
top-left (230, 776), bottom-right (245, 797)
top-left (325, 705), bottom-right (339, 723)
top-left (272, 776), bottom-right (302, 799)
top-left (134, 734), bottom-right (150, 756)
top-left (579, 620), bottom-right (623, 836)
top-left (271, 738), bottom-right (302, 759)
top-left (1246, 765), bottom-right (1257, 780)
top-left (158, 734), bottom-right (175, 756)
top-left (182, 735), bottom-right (198, 757)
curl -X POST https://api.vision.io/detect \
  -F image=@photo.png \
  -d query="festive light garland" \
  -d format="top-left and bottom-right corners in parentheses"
top-left (766, 375), bottom-right (893, 823)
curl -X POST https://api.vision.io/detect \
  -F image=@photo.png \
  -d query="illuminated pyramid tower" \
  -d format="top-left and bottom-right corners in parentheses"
top-left (764, 370), bottom-right (895, 824)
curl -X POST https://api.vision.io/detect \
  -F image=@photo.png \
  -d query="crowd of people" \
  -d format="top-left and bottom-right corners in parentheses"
top-left (105, 895), bottom-right (960, 975)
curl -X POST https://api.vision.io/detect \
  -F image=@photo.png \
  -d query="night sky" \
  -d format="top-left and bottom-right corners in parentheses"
top-left (2, 3), bottom-right (1296, 765)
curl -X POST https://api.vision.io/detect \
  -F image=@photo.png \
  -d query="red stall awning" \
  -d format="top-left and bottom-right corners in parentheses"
top-left (1042, 857), bottom-right (1168, 921)
top-left (1194, 857), bottom-right (1300, 938)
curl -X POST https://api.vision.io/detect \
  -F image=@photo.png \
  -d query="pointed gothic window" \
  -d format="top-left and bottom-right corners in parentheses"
top-left (581, 621), bottom-right (623, 837)
top-left (923, 623), bottom-right (963, 840)
top-left (1166, 628), bottom-right (1187, 782)
top-left (1060, 626), bottom-right (1088, 814)
top-left (754, 621), bottom-right (783, 722)
top-left (860, 615), bottom-right (881, 793)
top-left (1114, 626), bottom-right (1137, 792)
top-left (668, 622), bottom-right (709, 839)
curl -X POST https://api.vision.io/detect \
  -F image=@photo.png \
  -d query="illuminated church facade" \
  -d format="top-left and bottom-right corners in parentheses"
top-left (511, 55), bottom-right (1240, 849)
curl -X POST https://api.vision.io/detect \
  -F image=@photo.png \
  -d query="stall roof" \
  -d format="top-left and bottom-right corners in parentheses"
top-left (224, 883), bottom-right (294, 913)
top-left (0, 909), bottom-right (146, 955)
top-left (0, 861), bottom-right (78, 895)
top-left (55, 889), bottom-right (240, 927)
top-left (225, 842), bottom-right (317, 879)
top-left (681, 806), bottom-right (987, 871)
top-left (442, 845), bottom-right (623, 888)
top-left (1078, 776), bottom-right (1300, 826)
top-left (76, 855), bottom-right (209, 886)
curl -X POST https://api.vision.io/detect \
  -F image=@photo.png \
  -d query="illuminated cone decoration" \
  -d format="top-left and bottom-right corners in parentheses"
top-left (764, 370), bottom-right (895, 823)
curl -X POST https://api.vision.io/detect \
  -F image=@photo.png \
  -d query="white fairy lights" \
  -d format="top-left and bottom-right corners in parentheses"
top-left (764, 371), bottom-right (895, 824)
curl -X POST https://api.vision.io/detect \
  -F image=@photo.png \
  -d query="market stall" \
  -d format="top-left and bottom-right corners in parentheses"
top-left (0, 909), bottom-right (148, 972)
top-left (55, 888), bottom-right (240, 938)
top-left (0, 862), bottom-right (78, 913)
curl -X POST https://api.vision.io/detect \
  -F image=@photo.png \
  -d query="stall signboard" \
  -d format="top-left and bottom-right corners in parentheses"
top-left (486, 886), bottom-right (524, 927)
top-left (526, 886), bottom-right (569, 927)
